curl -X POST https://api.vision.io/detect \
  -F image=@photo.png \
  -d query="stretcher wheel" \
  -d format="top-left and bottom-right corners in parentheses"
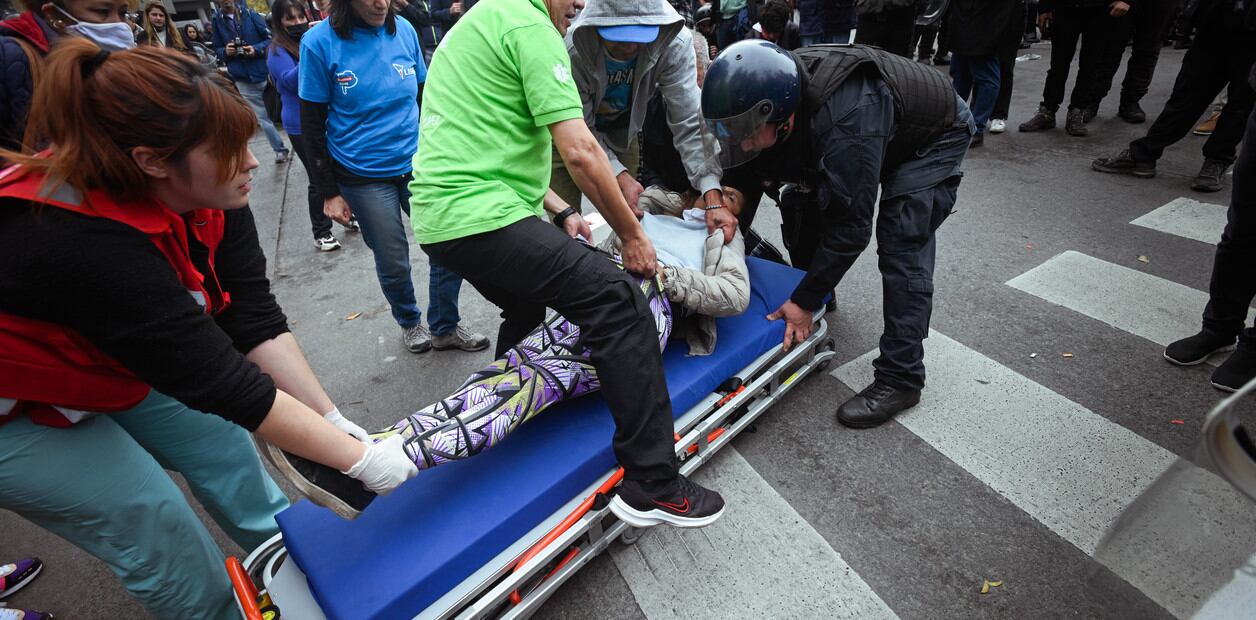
top-left (621, 527), bottom-right (645, 545)
top-left (817, 359), bottom-right (832, 371)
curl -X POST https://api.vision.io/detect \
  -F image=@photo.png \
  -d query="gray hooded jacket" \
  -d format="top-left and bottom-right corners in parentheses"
top-left (566, 0), bottom-right (721, 196)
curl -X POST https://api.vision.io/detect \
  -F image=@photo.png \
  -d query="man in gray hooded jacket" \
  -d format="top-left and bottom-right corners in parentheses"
top-left (555, 0), bottom-right (737, 244)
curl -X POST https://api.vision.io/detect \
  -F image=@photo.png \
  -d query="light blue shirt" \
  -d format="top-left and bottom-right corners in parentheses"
top-left (641, 212), bottom-right (707, 271)
top-left (299, 19), bottom-right (427, 178)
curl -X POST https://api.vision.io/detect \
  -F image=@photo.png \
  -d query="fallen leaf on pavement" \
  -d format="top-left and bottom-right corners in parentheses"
top-left (1170, 419), bottom-right (1185, 425)
top-left (1030, 353), bottom-right (1038, 358)
top-left (1062, 352), bottom-right (1074, 358)
top-left (1137, 255), bottom-right (1150, 263)
top-left (980, 579), bottom-right (1004, 594)
top-left (976, 379), bottom-right (991, 385)
top-left (345, 312), bottom-right (362, 321)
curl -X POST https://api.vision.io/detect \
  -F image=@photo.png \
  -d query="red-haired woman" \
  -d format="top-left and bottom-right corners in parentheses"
top-left (134, 1), bottom-right (187, 50)
top-left (0, 41), bottom-right (416, 618)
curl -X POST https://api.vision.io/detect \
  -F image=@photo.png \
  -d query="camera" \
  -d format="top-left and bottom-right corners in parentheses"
top-left (232, 37), bottom-right (245, 49)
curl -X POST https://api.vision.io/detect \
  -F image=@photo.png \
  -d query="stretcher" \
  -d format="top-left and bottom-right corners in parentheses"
top-left (228, 257), bottom-right (837, 620)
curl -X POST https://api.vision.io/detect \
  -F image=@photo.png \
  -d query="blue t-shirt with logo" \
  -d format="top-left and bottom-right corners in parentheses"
top-left (595, 55), bottom-right (635, 132)
top-left (299, 19), bottom-right (427, 178)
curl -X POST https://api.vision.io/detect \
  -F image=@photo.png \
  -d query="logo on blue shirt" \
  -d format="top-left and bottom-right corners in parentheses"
top-left (335, 70), bottom-right (358, 94)
top-left (392, 63), bottom-right (416, 78)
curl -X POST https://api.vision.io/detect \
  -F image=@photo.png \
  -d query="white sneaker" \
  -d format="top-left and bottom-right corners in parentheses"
top-left (315, 234), bottom-right (341, 252)
top-left (989, 118), bottom-right (1007, 134)
top-left (403, 325), bottom-right (432, 353)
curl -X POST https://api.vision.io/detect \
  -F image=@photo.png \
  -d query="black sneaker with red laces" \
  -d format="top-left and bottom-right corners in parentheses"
top-left (610, 474), bottom-right (725, 528)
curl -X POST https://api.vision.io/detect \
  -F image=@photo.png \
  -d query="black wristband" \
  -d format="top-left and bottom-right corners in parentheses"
top-left (553, 206), bottom-right (579, 229)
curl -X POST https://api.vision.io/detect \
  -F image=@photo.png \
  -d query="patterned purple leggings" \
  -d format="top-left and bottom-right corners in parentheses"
top-left (373, 272), bottom-right (672, 469)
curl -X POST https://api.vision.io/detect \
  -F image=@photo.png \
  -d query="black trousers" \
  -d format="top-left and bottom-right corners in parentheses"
top-left (288, 133), bottom-right (334, 239)
top-left (1128, 12), bottom-right (1256, 165)
top-left (422, 217), bottom-right (679, 481)
top-left (1203, 106), bottom-right (1256, 346)
top-left (1089, 0), bottom-right (1174, 108)
top-left (1040, 5), bottom-right (1114, 110)
top-left (777, 133), bottom-right (968, 390)
top-left (855, 6), bottom-right (916, 58)
top-left (992, 1), bottom-right (1028, 119)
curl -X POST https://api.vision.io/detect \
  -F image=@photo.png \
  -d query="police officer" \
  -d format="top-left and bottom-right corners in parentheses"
top-left (703, 40), bottom-right (973, 428)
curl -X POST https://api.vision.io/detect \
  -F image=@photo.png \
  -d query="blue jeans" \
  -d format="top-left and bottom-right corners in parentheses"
top-left (337, 179), bottom-right (462, 334)
top-left (950, 54), bottom-right (1000, 136)
top-left (0, 391), bottom-right (289, 619)
top-left (233, 79), bottom-right (287, 155)
top-left (801, 30), bottom-right (853, 46)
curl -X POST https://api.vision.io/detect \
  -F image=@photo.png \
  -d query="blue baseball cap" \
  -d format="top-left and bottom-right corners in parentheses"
top-left (598, 25), bottom-right (660, 43)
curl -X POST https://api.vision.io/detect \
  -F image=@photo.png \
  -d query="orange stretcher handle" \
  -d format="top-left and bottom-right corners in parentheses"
top-left (507, 424), bottom-right (729, 605)
top-left (226, 556), bottom-right (264, 620)
top-left (508, 468), bottom-right (624, 604)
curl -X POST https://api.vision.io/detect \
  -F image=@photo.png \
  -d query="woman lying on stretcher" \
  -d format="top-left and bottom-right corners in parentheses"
top-left (268, 186), bottom-right (751, 519)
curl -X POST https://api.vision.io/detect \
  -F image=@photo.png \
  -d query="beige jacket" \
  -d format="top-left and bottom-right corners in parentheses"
top-left (602, 188), bottom-right (750, 356)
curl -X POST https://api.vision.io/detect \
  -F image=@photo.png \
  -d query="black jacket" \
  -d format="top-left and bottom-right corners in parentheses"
top-left (947, 0), bottom-right (1021, 55)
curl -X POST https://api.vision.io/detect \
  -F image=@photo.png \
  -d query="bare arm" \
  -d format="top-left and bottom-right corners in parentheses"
top-left (549, 118), bottom-right (656, 276)
top-left (255, 391), bottom-right (365, 471)
top-left (246, 333), bottom-right (334, 414)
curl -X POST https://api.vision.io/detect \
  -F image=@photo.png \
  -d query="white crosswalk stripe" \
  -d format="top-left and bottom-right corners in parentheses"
top-left (1131, 197), bottom-right (1228, 245)
top-left (613, 448), bottom-right (900, 620)
top-left (831, 331), bottom-right (1256, 619)
top-left (1005, 251), bottom-right (1254, 365)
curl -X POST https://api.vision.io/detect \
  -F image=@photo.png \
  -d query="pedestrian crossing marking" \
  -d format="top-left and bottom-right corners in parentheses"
top-left (1005, 251), bottom-right (1254, 365)
top-left (1131, 197), bottom-right (1228, 245)
top-left (832, 331), bottom-right (1256, 618)
top-left (613, 448), bottom-right (900, 620)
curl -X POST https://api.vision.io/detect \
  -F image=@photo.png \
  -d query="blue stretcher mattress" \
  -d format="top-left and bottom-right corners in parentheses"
top-left (276, 258), bottom-right (804, 620)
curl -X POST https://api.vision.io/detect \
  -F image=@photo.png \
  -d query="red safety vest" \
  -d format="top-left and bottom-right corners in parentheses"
top-left (0, 165), bottom-right (231, 427)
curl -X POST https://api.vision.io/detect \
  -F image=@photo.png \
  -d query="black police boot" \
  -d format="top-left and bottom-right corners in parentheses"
top-left (1191, 159), bottom-right (1231, 193)
top-left (1065, 108), bottom-right (1088, 136)
top-left (1092, 149), bottom-right (1157, 178)
top-left (1081, 105), bottom-right (1098, 124)
top-left (1212, 346), bottom-right (1256, 392)
top-left (836, 380), bottom-right (921, 429)
top-left (1164, 329), bottom-right (1237, 366)
top-left (1118, 98), bottom-right (1146, 123)
top-left (1018, 105), bottom-right (1057, 132)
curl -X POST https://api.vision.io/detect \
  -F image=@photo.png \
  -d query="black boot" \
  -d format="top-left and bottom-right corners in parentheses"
top-left (1118, 98), bottom-right (1146, 123)
top-left (1065, 108), bottom-right (1088, 136)
top-left (1018, 105), bottom-right (1057, 132)
top-left (1164, 329), bottom-right (1237, 365)
top-left (836, 380), bottom-right (921, 429)
top-left (1092, 149), bottom-right (1157, 178)
top-left (1191, 159), bottom-right (1231, 193)
top-left (1212, 347), bottom-right (1256, 392)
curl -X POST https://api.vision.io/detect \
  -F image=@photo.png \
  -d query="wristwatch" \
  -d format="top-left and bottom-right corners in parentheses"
top-left (553, 206), bottom-right (579, 229)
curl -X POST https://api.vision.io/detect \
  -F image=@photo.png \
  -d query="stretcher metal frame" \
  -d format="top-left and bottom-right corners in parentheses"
top-left (230, 312), bottom-right (837, 620)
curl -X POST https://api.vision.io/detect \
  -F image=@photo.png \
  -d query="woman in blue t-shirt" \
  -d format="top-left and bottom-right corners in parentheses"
top-left (267, 0), bottom-right (359, 252)
top-left (298, 0), bottom-right (487, 354)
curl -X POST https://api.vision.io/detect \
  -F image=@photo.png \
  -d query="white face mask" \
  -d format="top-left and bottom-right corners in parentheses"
top-left (54, 5), bottom-right (137, 51)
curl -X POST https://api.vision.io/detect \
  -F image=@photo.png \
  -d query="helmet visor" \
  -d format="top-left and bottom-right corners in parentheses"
top-left (704, 99), bottom-right (775, 169)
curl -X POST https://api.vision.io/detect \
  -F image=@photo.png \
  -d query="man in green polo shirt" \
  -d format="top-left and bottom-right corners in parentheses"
top-left (409, 0), bottom-right (724, 528)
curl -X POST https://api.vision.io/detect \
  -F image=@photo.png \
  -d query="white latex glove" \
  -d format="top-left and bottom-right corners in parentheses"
top-left (324, 407), bottom-right (370, 442)
top-left (342, 435), bottom-right (418, 495)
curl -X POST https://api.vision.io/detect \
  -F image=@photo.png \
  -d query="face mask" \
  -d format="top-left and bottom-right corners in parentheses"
top-left (285, 22), bottom-right (309, 40)
top-left (54, 5), bottom-right (137, 51)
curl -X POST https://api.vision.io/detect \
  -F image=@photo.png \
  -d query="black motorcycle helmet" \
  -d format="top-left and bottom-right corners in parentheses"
top-left (700, 40), bottom-right (801, 168)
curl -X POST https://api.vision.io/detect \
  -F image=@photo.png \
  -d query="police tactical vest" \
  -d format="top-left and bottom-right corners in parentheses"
top-left (796, 44), bottom-right (957, 167)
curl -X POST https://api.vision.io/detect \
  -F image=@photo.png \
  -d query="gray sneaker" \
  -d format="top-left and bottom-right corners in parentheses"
top-left (432, 325), bottom-right (491, 352)
top-left (403, 325), bottom-right (432, 353)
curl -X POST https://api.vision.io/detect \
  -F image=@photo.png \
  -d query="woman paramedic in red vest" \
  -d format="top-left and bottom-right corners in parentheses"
top-left (0, 40), bottom-right (417, 618)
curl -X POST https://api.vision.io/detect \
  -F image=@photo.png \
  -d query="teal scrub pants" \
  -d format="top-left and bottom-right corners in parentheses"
top-left (0, 391), bottom-right (289, 619)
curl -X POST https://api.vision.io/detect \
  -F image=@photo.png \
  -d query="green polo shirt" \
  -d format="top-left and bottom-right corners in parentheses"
top-left (409, 0), bottom-right (583, 244)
